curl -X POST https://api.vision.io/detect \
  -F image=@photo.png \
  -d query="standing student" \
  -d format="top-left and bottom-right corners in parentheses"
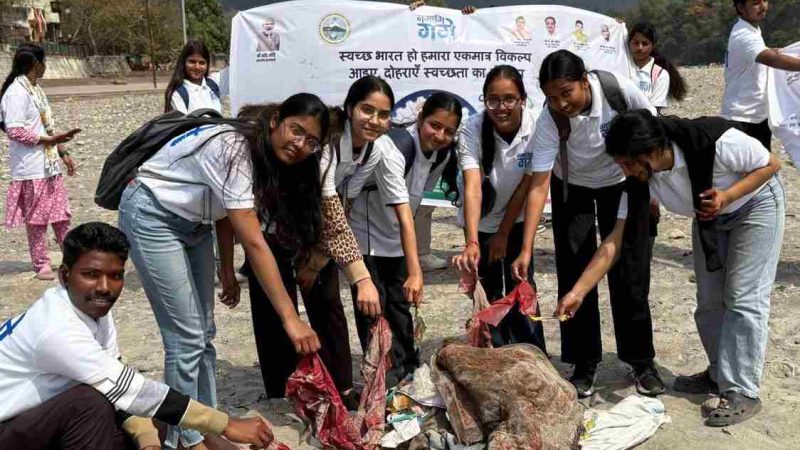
top-left (0, 43), bottom-right (80, 280)
top-left (628, 22), bottom-right (688, 113)
top-left (511, 50), bottom-right (662, 397)
top-left (349, 92), bottom-right (461, 386)
top-left (722, 0), bottom-right (800, 149)
top-left (164, 40), bottom-right (222, 114)
top-left (118, 94), bottom-right (326, 449)
top-left (561, 109), bottom-right (783, 427)
top-left (451, 65), bottom-right (546, 352)
top-left (264, 75), bottom-right (391, 405)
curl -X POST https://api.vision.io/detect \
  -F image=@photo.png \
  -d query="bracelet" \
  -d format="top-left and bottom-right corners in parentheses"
top-left (465, 241), bottom-right (479, 249)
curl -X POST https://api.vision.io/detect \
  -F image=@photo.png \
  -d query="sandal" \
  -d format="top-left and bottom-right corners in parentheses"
top-left (705, 391), bottom-right (762, 427)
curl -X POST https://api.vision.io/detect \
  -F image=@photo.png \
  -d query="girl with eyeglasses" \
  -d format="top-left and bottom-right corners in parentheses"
top-left (451, 65), bottom-right (546, 351)
top-left (261, 75), bottom-right (392, 406)
top-left (511, 50), bottom-right (662, 399)
top-left (118, 94), bottom-right (327, 449)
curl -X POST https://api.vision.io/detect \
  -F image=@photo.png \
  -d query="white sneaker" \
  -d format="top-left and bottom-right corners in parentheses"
top-left (419, 254), bottom-right (448, 272)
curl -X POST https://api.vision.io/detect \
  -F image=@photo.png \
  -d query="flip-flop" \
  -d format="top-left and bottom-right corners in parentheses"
top-left (705, 392), bottom-right (762, 427)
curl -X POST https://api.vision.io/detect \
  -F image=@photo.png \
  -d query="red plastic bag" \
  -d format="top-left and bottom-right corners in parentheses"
top-left (467, 281), bottom-right (538, 347)
top-left (286, 318), bottom-right (392, 450)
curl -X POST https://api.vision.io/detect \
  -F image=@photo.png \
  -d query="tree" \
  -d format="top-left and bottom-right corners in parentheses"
top-left (186, 0), bottom-right (230, 53)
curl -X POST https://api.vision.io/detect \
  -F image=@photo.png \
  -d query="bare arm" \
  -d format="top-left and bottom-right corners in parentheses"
top-left (454, 168), bottom-right (482, 272)
top-left (757, 49), bottom-right (800, 71)
top-left (215, 217), bottom-right (240, 308)
top-left (487, 174), bottom-right (532, 263)
top-left (698, 153), bottom-right (781, 220)
top-left (393, 203), bottom-right (423, 305)
top-left (510, 171), bottom-right (551, 281)
top-left (226, 208), bottom-right (320, 354)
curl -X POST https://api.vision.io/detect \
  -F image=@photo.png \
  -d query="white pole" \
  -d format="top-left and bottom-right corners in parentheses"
top-left (181, 0), bottom-right (188, 43)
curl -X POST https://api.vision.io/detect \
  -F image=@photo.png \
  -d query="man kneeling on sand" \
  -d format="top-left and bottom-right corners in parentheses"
top-left (0, 222), bottom-right (273, 450)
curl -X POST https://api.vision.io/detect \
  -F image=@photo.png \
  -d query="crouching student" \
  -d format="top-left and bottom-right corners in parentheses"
top-left (0, 222), bottom-right (273, 450)
top-left (558, 110), bottom-right (783, 427)
top-left (348, 92), bottom-right (463, 387)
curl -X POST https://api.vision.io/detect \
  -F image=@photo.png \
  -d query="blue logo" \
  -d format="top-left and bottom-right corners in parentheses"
top-left (600, 121), bottom-right (611, 137)
top-left (0, 313), bottom-right (26, 342)
top-left (416, 15), bottom-right (455, 42)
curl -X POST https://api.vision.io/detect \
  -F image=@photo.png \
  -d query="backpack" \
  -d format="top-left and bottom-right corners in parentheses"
top-left (176, 77), bottom-right (221, 108)
top-left (549, 69), bottom-right (628, 201)
top-left (95, 108), bottom-right (234, 210)
top-left (362, 127), bottom-right (449, 192)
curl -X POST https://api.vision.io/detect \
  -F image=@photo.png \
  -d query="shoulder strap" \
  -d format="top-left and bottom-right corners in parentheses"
top-left (206, 77), bottom-right (221, 98)
top-left (591, 70), bottom-right (628, 113)
top-left (187, 108), bottom-right (223, 119)
top-left (650, 64), bottom-right (664, 87)
top-left (549, 106), bottom-right (572, 201)
top-left (387, 127), bottom-right (416, 177)
top-left (176, 84), bottom-right (190, 109)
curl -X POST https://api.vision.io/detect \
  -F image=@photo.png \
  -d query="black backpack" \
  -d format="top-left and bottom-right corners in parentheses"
top-left (95, 108), bottom-right (234, 210)
top-left (362, 127), bottom-right (449, 192)
top-left (549, 70), bottom-right (627, 201)
top-left (176, 77), bottom-right (221, 108)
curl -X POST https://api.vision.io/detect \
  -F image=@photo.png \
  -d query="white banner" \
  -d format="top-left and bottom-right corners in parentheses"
top-left (230, 0), bottom-right (632, 119)
top-left (768, 41), bottom-right (800, 163)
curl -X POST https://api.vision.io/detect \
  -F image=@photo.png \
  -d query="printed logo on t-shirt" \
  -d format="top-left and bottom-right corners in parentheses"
top-left (637, 80), bottom-right (652, 93)
top-left (516, 152), bottom-right (533, 169)
top-left (0, 313), bottom-right (26, 342)
top-left (600, 121), bottom-right (611, 137)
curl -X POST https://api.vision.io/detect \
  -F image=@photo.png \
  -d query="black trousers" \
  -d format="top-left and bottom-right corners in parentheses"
top-left (246, 247), bottom-right (353, 398)
top-left (551, 176), bottom-right (655, 367)
top-left (734, 119), bottom-right (772, 151)
top-left (351, 255), bottom-right (419, 388)
top-left (477, 221), bottom-right (547, 353)
top-left (0, 385), bottom-right (136, 450)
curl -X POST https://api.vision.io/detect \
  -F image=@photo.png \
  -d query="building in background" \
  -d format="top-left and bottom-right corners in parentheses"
top-left (0, 0), bottom-right (61, 45)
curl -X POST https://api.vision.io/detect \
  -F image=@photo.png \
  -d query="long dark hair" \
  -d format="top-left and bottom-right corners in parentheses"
top-left (329, 75), bottom-right (395, 144)
top-left (417, 91), bottom-right (464, 206)
top-left (604, 109), bottom-right (667, 160)
top-left (629, 23), bottom-right (687, 102)
top-left (190, 94), bottom-right (329, 256)
top-left (1, 43), bottom-right (45, 132)
top-left (480, 65), bottom-right (526, 175)
top-left (164, 40), bottom-right (211, 113)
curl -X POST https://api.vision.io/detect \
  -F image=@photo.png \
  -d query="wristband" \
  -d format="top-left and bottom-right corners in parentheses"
top-left (465, 241), bottom-right (479, 249)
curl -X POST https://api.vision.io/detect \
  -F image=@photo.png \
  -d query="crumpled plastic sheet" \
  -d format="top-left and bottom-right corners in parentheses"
top-left (286, 317), bottom-right (392, 450)
top-left (579, 396), bottom-right (671, 450)
top-left (464, 277), bottom-right (538, 348)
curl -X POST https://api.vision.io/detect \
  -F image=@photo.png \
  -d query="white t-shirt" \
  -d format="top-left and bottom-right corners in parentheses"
top-left (632, 57), bottom-right (670, 108)
top-left (650, 128), bottom-right (770, 217)
top-left (722, 18), bottom-right (769, 123)
top-left (529, 71), bottom-right (656, 190)
top-left (348, 132), bottom-right (417, 257)
top-left (767, 41), bottom-right (800, 164)
top-left (319, 122), bottom-right (383, 198)
top-left (457, 102), bottom-right (540, 233)
top-left (0, 286), bottom-right (121, 422)
top-left (138, 124), bottom-right (255, 223)
top-left (170, 73), bottom-right (223, 114)
top-left (0, 79), bottom-right (61, 180)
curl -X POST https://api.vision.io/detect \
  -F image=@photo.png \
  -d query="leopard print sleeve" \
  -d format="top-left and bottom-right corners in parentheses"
top-left (319, 194), bottom-right (362, 268)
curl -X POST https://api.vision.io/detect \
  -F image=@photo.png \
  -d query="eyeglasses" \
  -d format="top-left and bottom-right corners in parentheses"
top-left (357, 103), bottom-right (392, 122)
top-left (284, 122), bottom-right (322, 154)
top-left (480, 95), bottom-right (522, 110)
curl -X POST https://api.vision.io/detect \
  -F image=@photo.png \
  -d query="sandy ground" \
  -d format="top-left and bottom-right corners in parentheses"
top-left (1, 66), bottom-right (799, 449)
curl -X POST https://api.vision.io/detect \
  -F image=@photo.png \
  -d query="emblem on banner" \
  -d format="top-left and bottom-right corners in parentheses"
top-left (392, 89), bottom-right (477, 125)
top-left (319, 13), bottom-right (351, 44)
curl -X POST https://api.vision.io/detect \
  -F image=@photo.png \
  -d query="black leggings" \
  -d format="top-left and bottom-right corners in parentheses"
top-left (477, 221), bottom-right (547, 353)
top-left (246, 248), bottom-right (353, 398)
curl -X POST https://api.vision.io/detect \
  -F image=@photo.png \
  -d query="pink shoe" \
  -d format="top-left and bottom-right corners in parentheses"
top-left (35, 268), bottom-right (55, 281)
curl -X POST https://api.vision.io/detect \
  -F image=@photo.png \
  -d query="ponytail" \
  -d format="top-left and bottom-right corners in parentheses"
top-left (629, 23), bottom-right (687, 102)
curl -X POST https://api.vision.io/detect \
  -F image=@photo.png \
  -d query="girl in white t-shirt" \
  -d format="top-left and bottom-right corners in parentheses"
top-left (164, 40), bottom-right (222, 114)
top-left (119, 94), bottom-right (364, 448)
top-left (628, 22), bottom-right (687, 113)
top-left (0, 44), bottom-right (80, 280)
top-left (562, 109), bottom-right (783, 427)
top-left (262, 75), bottom-right (391, 405)
top-left (348, 91), bottom-right (462, 386)
top-left (512, 50), bottom-right (662, 398)
top-left (451, 65), bottom-right (547, 352)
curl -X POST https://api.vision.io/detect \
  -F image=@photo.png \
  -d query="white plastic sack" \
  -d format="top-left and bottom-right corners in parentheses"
top-left (767, 41), bottom-right (800, 163)
top-left (579, 395), bottom-right (671, 450)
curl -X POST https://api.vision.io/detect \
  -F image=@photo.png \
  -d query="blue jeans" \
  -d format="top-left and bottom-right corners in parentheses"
top-left (692, 176), bottom-right (785, 398)
top-left (118, 180), bottom-right (217, 448)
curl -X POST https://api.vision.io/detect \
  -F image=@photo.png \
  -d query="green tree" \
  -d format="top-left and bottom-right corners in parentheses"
top-left (186, 0), bottom-right (229, 53)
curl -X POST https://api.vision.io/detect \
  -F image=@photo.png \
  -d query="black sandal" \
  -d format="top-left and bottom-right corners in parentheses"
top-left (705, 391), bottom-right (762, 427)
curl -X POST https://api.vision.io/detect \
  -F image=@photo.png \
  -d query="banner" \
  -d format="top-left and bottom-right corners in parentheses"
top-left (768, 41), bottom-right (800, 164)
top-left (230, 1), bottom-right (633, 210)
top-left (230, 0), bottom-right (632, 117)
